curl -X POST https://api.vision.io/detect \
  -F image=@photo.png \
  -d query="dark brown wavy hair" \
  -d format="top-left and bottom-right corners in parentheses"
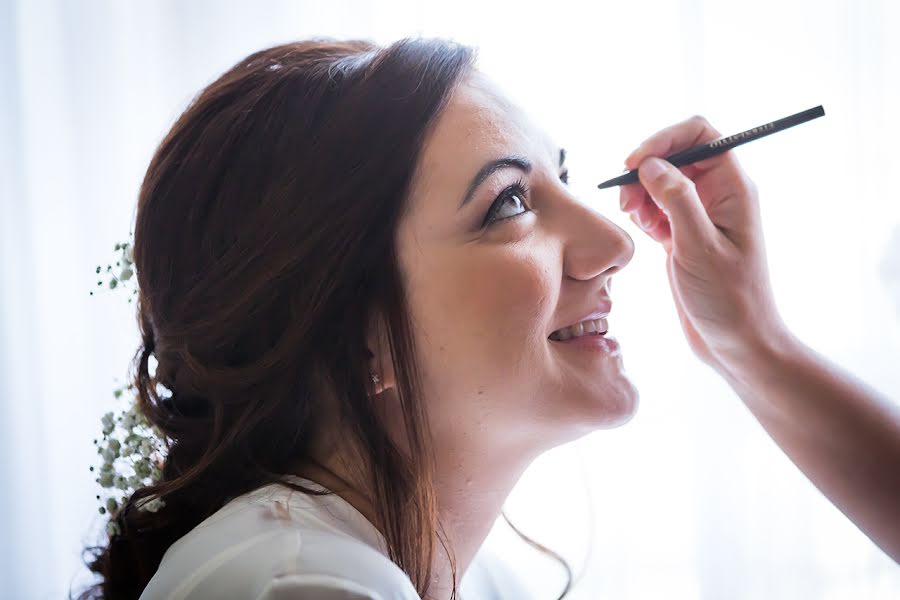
top-left (74, 36), bottom-right (575, 600)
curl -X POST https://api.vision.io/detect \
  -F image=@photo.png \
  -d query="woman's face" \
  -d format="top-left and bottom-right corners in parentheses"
top-left (376, 71), bottom-right (638, 455)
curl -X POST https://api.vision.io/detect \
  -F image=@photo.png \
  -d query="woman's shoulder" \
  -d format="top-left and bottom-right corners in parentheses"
top-left (139, 480), bottom-right (420, 600)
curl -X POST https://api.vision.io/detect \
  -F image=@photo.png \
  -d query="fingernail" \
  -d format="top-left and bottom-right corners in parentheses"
top-left (640, 157), bottom-right (669, 182)
top-left (633, 211), bottom-right (645, 229)
top-left (625, 144), bottom-right (644, 166)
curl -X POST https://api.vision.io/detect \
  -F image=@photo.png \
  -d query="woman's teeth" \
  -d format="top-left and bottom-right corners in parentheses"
top-left (549, 318), bottom-right (609, 341)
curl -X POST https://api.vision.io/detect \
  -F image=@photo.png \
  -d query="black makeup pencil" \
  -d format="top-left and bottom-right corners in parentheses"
top-left (596, 105), bottom-right (825, 189)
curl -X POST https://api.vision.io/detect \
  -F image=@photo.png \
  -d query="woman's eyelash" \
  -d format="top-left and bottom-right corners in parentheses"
top-left (483, 177), bottom-right (530, 227)
top-left (482, 170), bottom-right (569, 228)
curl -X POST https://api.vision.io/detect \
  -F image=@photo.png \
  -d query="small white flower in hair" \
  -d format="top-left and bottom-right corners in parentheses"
top-left (101, 412), bottom-right (115, 435)
top-left (121, 411), bottom-right (137, 429)
top-left (91, 239), bottom-right (169, 534)
top-left (101, 446), bottom-right (118, 463)
top-left (138, 497), bottom-right (165, 513)
top-left (106, 521), bottom-right (121, 537)
top-left (140, 440), bottom-right (154, 458)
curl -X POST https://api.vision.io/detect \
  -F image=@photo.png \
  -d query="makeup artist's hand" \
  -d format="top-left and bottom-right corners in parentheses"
top-left (620, 117), bottom-right (900, 564)
top-left (619, 115), bottom-right (789, 368)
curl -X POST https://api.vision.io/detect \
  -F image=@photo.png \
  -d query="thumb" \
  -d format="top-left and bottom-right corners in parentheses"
top-left (637, 157), bottom-right (718, 249)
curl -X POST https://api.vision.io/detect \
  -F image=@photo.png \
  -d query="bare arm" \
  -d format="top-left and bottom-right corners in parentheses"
top-left (620, 114), bottom-right (900, 563)
top-left (717, 329), bottom-right (900, 563)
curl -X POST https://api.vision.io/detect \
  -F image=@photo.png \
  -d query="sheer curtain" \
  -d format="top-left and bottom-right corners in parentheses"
top-left (1, 0), bottom-right (898, 598)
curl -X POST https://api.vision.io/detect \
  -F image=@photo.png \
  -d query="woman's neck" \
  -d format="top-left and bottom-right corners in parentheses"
top-left (426, 442), bottom-right (533, 598)
top-left (290, 437), bottom-right (535, 599)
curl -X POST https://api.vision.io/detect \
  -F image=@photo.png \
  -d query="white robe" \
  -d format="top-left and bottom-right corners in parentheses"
top-left (139, 475), bottom-right (533, 599)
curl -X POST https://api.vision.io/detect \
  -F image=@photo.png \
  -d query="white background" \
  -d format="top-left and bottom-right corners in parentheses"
top-left (1, 0), bottom-right (898, 598)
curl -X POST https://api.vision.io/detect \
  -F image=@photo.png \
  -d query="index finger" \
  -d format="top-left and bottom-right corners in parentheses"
top-left (623, 115), bottom-right (725, 171)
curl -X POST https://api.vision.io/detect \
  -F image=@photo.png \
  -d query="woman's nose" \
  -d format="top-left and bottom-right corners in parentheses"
top-left (561, 199), bottom-right (635, 281)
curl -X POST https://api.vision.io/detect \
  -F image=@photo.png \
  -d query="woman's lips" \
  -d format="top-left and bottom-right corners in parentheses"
top-left (549, 317), bottom-right (609, 340)
top-left (549, 332), bottom-right (621, 354)
top-left (549, 300), bottom-right (612, 336)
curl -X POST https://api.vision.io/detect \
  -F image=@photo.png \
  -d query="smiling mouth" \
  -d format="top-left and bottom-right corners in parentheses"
top-left (548, 317), bottom-right (609, 341)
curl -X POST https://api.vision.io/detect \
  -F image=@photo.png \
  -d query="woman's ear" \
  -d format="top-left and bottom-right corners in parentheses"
top-left (365, 311), bottom-right (395, 395)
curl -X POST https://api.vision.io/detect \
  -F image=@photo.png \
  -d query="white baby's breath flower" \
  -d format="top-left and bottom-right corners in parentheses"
top-left (136, 496), bottom-right (165, 513)
top-left (134, 459), bottom-right (152, 478)
top-left (121, 411), bottom-right (137, 430)
top-left (140, 439), bottom-right (154, 458)
top-left (134, 411), bottom-right (149, 429)
top-left (101, 412), bottom-right (115, 435)
top-left (91, 238), bottom-right (169, 526)
top-left (145, 498), bottom-right (165, 512)
top-left (106, 520), bottom-right (121, 537)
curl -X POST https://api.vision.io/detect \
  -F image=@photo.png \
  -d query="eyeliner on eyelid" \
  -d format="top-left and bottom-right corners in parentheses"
top-left (481, 169), bottom-right (570, 228)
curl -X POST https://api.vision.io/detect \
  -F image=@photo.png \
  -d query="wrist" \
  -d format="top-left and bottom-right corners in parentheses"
top-left (713, 320), bottom-right (803, 394)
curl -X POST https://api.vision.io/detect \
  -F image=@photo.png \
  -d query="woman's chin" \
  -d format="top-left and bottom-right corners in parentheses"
top-left (580, 378), bottom-right (640, 430)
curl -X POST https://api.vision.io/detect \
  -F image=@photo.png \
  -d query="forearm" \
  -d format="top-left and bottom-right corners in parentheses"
top-left (715, 329), bottom-right (900, 563)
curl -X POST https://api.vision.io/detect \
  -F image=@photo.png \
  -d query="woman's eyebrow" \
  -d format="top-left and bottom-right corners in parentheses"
top-left (457, 146), bottom-right (567, 213)
top-left (458, 156), bottom-right (532, 211)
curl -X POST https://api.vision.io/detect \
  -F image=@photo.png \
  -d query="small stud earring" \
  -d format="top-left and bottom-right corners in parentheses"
top-left (370, 372), bottom-right (380, 385)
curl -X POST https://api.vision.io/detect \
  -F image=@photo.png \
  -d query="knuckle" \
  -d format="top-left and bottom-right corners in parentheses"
top-left (690, 114), bottom-right (710, 127)
top-left (662, 177), bottom-right (695, 200)
top-left (689, 114), bottom-right (722, 139)
top-left (722, 245), bottom-right (746, 274)
top-left (701, 239), bottom-right (719, 258)
top-left (744, 177), bottom-right (759, 197)
top-left (729, 173), bottom-right (757, 199)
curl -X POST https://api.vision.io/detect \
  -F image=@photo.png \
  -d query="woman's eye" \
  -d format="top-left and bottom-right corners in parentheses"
top-left (482, 170), bottom-right (569, 228)
top-left (483, 178), bottom-right (530, 227)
